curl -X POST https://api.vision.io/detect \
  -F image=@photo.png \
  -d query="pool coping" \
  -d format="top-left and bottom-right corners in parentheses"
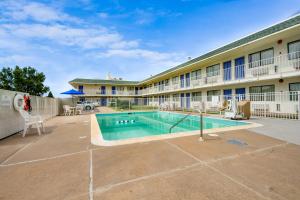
top-left (91, 111), bottom-right (263, 146)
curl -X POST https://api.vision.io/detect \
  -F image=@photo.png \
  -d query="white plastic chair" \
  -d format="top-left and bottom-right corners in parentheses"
top-left (19, 110), bottom-right (44, 137)
top-left (63, 105), bottom-right (73, 115)
top-left (75, 105), bottom-right (83, 115)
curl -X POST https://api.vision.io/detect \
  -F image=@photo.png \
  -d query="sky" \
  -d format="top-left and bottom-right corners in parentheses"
top-left (0, 0), bottom-right (299, 97)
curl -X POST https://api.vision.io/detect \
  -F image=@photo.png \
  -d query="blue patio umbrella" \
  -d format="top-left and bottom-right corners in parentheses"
top-left (61, 89), bottom-right (84, 106)
top-left (61, 89), bottom-right (84, 95)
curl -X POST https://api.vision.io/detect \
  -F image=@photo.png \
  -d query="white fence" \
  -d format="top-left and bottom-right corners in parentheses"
top-left (0, 89), bottom-right (60, 139)
top-left (103, 92), bottom-right (300, 120)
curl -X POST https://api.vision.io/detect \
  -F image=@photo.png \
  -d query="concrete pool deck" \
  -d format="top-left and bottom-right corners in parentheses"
top-left (1, 113), bottom-right (300, 200)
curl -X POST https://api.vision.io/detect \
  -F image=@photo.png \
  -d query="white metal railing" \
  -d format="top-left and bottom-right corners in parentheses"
top-left (143, 92), bottom-right (300, 120)
top-left (87, 92), bottom-right (299, 120)
top-left (141, 52), bottom-right (300, 95)
top-left (82, 89), bottom-right (140, 96)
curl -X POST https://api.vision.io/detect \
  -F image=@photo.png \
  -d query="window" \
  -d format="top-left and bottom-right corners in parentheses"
top-left (249, 85), bottom-right (275, 101)
top-left (128, 86), bottom-right (134, 91)
top-left (207, 90), bottom-right (220, 101)
top-left (172, 76), bottom-right (178, 84)
top-left (248, 48), bottom-right (274, 68)
top-left (78, 85), bottom-right (83, 92)
top-left (206, 64), bottom-right (220, 77)
top-left (192, 92), bottom-right (201, 101)
top-left (223, 61), bottom-right (231, 81)
top-left (288, 40), bottom-right (300, 60)
top-left (100, 86), bottom-right (106, 94)
top-left (112, 86), bottom-right (116, 95)
top-left (289, 82), bottom-right (300, 101)
top-left (180, 75), bottom-right (185, 88)
top-left (165, 79), bottom-right (169, 86)
top-left (235, 57), bottom-right (245, 79)
top-left (172, 94), bottom-right (179, 102)
top-left (185, 73), bottom-right (190, 87)
top-left (235, 88), bottom-right (246, 100)
top-left (223, 89), bottom-right (232, 100)
top-left (117, 86), bottom-right (124, 91)
top-left (158, 81), bottom-right (164, 91)
top-left (191, 69), bottom-right (201, 80)
top-left (160, 80), bottom-right (164, 91)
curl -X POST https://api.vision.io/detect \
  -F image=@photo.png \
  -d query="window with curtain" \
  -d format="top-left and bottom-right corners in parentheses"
top-left (289, 82), bottom-right (300, 101)
top-left (192, 92), bottom-right (202, 101)
top-left (206, 64), bottom-right (220, 77)
top-left (288, 40), bottom-right (300, 60)
top-left (191, 69), bottom-right (201, 80)
top-left (78, 85), bottom-right (83, 92)
top-left (249, 52), bottom-right (260, 68)
top-left (261, 49), bottom-right (274, 65)
top-left (249, 85), bottom-right (275, 101)
top-left (207, 90), bottom-right (220, 101)
top-left (248, 48), bottom-right (274, 68)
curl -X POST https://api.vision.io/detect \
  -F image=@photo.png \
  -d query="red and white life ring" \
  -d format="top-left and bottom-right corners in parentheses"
top-left (13, 94), bottom-right (25, 111)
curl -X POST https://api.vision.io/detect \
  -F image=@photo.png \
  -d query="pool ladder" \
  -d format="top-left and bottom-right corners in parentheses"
top-left (169, 113), bottom-right (192, 133)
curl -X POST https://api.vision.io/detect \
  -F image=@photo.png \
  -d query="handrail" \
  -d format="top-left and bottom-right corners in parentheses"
top-left (169, 113), bottom-right (192, 133)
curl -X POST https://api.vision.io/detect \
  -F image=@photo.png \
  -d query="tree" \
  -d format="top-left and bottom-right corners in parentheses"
top-left (0, 67), bottom-right (14, 90)
top-left (47, 91), bottom-right (54, 98)
top-left (0, 66), bottom-right (50, 96)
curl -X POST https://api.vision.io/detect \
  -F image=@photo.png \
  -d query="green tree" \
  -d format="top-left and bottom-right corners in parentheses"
top-left (0, 66), bottom-right (50, 96)
top-left (0, 67), bottom-right (14, 90)
top-left (47, 91), bottom-right (54, 98)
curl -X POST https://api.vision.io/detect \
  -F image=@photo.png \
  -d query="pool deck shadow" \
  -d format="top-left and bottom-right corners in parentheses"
top-left (0, 114), bottom-right (300, 200)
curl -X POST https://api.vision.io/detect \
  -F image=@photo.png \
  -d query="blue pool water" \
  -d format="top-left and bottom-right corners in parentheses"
top-left (96, 111), bottom-right (247, 141)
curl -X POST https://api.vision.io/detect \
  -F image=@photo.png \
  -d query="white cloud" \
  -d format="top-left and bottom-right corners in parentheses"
top-left (0, 1), bottom-right (186, 96)
top-left (1, 23), bottom-right (139, 50)
top-left (0, 1), bottom-right (79, 23)
top-left (100, 49), bottom-right (180, 61)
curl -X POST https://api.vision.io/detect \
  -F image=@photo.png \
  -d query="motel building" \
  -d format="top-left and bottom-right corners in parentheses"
top-left (69, 15), bottom-right (300, 118)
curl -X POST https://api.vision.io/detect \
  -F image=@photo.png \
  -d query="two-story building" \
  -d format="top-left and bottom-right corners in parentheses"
top-left (69, 15), bottom-right (300, 115)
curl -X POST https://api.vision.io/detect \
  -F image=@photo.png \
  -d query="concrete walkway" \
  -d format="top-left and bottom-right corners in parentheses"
top-left (1, 114), bottom-right (300, 200)
top-left (249, 118), bottom-right (300, 145)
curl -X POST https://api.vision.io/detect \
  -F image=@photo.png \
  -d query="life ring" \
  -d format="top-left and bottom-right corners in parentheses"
top-left (13, 94), bottom-right (25, 111)
top-left (23, 95), bottom-right (32, 112)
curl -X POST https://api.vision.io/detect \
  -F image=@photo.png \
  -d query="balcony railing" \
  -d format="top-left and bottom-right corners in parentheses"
top-left (141, 52), bottom-right (300, 95)
top-left (80, 89), bottom-right (141, 96)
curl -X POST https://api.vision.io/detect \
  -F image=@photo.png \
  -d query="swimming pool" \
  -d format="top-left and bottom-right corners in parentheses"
top-left (95, 111), bottom-right (249, 141)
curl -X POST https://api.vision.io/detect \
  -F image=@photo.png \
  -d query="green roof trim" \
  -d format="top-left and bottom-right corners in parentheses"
top-left (141, 14), bottom-right (300, 83)
top-left (69, 78), bottom-right (139, 85)
top-left (69, 15), bottom-right (300, 86)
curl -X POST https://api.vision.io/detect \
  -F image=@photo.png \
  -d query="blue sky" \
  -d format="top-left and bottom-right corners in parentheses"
top-left (0, 0), bottom-right (299, 96)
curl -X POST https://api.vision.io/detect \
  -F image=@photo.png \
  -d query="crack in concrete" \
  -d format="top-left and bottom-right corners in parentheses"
top-left (93, 162), bottom-right (202, 195)
top-left (89, 150), bottom-right (93, 200)
top-left (0, 150), bottom-right (88, 167)
top-left (164, 140), bottom-right (290, 200)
